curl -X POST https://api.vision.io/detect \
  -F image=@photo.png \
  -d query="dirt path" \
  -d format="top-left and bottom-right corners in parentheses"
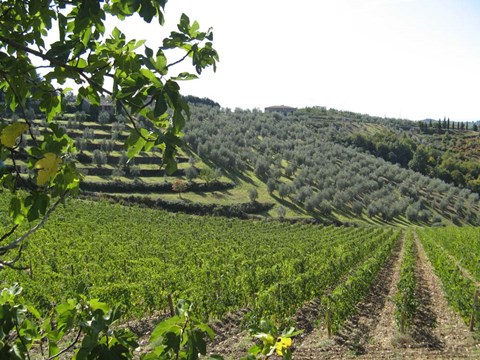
top-left (407, 234), bottom-right (479, 358)
top-left (293, 232), bottom-right (405, 359)
top-left (364, 232), bottom-right (406, 352)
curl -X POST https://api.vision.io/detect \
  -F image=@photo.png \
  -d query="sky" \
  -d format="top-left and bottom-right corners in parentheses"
top-left (105, 1), bottom-right (480, 120)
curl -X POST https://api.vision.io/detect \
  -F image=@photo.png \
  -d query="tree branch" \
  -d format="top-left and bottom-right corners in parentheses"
top-left (15, 320), bottom-right (31, 360)
top-left (0, 35), bottom-right (83, 75)
top-left (0, 245), bottom-right (29, 270)
top-left (167, 50), bottom-right (193, 69)
top-left (0, 194), bottom-right (66, 263)
top-left (0, 224), bottom-right (19, 243)
top-left (10, 149), bottom-right (38, 192)
top-left (46, 326), bottom-right (82, 360)
top-left (118, 101), bottom-right (155, 143)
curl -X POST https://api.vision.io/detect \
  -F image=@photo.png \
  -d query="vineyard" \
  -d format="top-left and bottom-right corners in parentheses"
top-left (1, 198), bottom-right (480, 358)
top-left (1, 198), bottom-right (398, 322)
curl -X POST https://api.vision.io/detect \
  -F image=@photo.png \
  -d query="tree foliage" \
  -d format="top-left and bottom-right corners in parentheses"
top-left (0, 0), bottom-right (218, 268)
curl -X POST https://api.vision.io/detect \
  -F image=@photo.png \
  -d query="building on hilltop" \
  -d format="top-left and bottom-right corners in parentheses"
top-left (265, 105), bottom-right (297, 115)
top-left (99, 97), bottom-right (115, 114)
top-left (81, 97), bottom-right (115, 115)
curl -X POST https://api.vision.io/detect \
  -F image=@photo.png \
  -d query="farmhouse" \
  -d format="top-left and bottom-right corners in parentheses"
top-left (99, 97), bottom-right (115, 114)
top-left (80, 97), bottom-right (115, 114)
top-left (265, 105), bottom-right (297, 115)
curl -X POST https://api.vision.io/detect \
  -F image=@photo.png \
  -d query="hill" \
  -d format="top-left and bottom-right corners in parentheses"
top-left (8, 100), bottom-right (480, 226)
top-left (180, 104), bottom-right (480, 225)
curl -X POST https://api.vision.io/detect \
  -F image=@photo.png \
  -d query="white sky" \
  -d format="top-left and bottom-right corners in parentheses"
top-left (100, 0), bottom-right (480, 120)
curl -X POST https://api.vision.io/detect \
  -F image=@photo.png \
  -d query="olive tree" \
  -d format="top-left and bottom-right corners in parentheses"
top-left (248, 187), bottom-right (258, 202)
top-left (0, 0), bottom-right (218, 269)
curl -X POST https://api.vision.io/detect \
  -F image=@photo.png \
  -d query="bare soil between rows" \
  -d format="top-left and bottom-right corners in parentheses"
top-left (291, 232), bottom-right (480, 359)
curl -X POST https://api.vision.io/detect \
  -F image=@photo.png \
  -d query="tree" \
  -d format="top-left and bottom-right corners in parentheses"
top-left (248, 187), bottom-right (258, 202)
top-left (278, 183), bottom-right (293, 199)
top-left (0, 0), bottom-right (218, 268)
top-left (92, 149), bottom-right (107, 167)
top-left (254, 157), bottom-right (270, 179)
top-left (185, 166), bottom-right (199, 182)
top-left (408, 146), bottom-right (429, 174)
top-left (75, 110), bottom-right (88, 123)
top-left (98, 110), bottom-right (111, 124)
top-left (172, 179), bottom-right (188, 198)
top-left (266, 178), bottom-right (277, 195)
top-left (199, 167), bottom-right (218, 184)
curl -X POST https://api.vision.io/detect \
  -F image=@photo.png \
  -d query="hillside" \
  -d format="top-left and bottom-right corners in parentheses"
top-left (8, 101), bottom-right (480, 226)
top-left (181, 104), bottom-right (480, 225)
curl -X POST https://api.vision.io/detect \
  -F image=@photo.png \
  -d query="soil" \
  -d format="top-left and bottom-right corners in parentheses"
top-left (208, 308), bottom-right (253, 360)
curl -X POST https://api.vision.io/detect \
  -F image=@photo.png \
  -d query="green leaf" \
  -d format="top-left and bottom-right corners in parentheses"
top-left (138, 0), bottom-right (156, 23)
top-left (9, 197), bottom-right (26, 225)
top-left (25, 305), bottom-right (40, 320)
top-left (164, 155), bottom-right (177, 175)
top-left (48, 340), bottom-right (60, 357)
top-left (178, 13), bottom-right (190, 34)
top-left (164, 331), bottom-right (181, 353)
top-left (248, 344), bottom-right (262, 355)
top-left (126, 130), bottom-right (147, 159)
top-left (190, 20), bottom-right (200, 37)
top-left (139, 69), bottom-right (162, 86)
top-left (145, 46), bottom-right (153, 58)
top-left (55, 301), bottom-right (77, 332)
top-left (81, 26), bottom-right (92, 46)
top-left (195, 323), bottom-right (215, 340)
top-left (192, 329), bottom-right (207, 355)
top-left (58, 13), bottom-right (67, 42)
top-left (152, 52), bottom-right (167, 73)
top-left (87, 299), bottom-right (110, 314)
top-left (154, 95), bottom-right (168, 117)
top-left (150, 316), bottom-right (182, 342)
top-left (45, 42), bottom-right (72, 62)
top-left (25, 193), bottom-right (50, 222)
top-left (39, 93), bottom-right (62, 122)
top-left (172, 72), bottom-right (198, 81)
